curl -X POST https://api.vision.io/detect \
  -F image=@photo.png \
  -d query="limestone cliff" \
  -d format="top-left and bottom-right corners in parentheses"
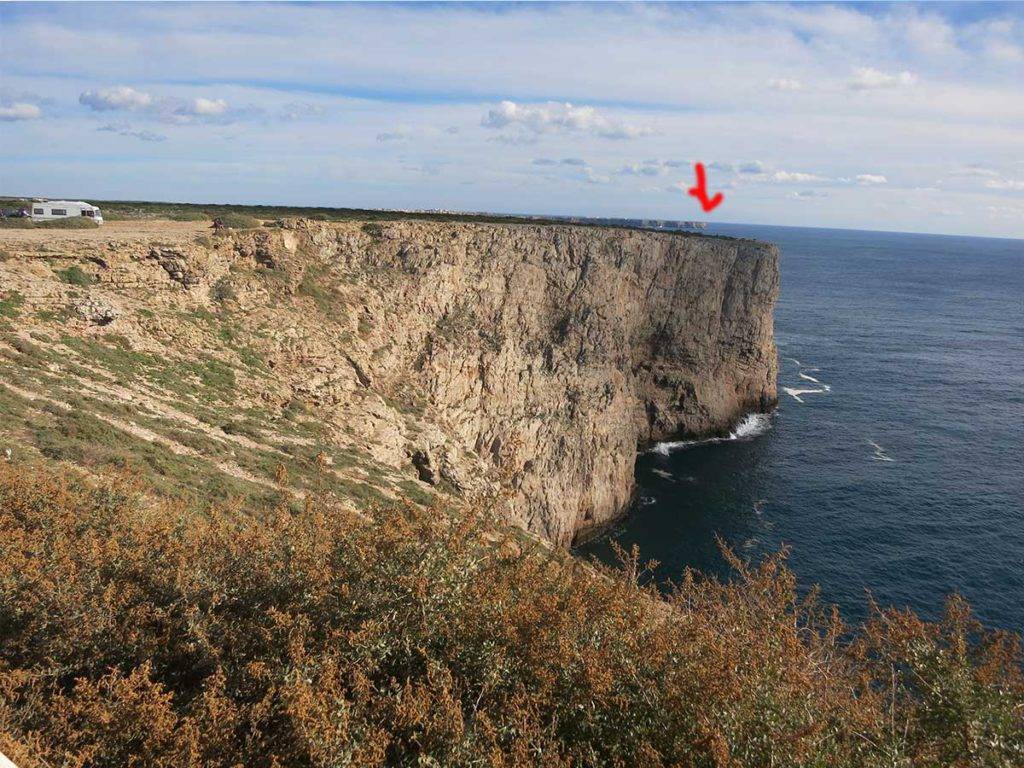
top-left (0, 218), bottom-right (778, 546)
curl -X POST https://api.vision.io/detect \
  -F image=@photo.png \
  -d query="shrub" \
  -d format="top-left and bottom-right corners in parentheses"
top-left (0, 218), bottom-right (34, 229)
top-left (56, 264), bottom-right (94, 286)
top-left (0, 461), bottom-right (1021, 767)
top-left (215, 213), bottom-right (262, 229)
top-left (169, 211), bottom-right (209, 221)
top-left (210, 276), bottom-right (236, 303)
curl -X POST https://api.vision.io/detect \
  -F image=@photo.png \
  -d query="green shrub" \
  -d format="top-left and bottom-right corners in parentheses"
top-left (56, 264), bottom-right (94, 286)
top-left (0, 461), bottom-right (1021, 767)
top-left (169, 211), bottom-right (209, 221)
top-left (0, 290), bottom-right (24, 318)
top-left (0, 218), bottom-right (34, 229)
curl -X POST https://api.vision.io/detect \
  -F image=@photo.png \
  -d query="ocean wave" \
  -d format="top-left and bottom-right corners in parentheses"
top-left (651, 412), bottom-right (772, 455)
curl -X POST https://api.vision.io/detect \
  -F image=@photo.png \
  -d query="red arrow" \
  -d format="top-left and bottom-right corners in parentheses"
top-left (687, 162), bottom-right (724, 213)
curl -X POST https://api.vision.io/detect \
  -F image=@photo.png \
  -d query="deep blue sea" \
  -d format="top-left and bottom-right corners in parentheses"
top-left (579, 223), bottom-right (1024, 633)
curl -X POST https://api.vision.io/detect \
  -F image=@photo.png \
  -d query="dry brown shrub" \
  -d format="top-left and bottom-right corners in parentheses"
top-left (0, 461), bottom-right (1021, 767)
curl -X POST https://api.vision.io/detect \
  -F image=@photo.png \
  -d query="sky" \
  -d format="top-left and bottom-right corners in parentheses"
top-left (1, 2), bottom-right (1023, 238)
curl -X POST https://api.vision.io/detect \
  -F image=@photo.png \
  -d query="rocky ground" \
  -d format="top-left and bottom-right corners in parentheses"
top-left (0, 217), bottom-right (778, 545)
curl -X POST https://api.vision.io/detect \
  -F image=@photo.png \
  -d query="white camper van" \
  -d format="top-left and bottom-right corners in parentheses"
top-left (30, 200), bottom-right (104, 224)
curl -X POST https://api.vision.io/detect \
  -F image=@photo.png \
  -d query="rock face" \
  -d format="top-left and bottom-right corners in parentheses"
top-left (0, 218), bottom-right (778, 547)
top-left (270, 221), bottom-right (779, 545)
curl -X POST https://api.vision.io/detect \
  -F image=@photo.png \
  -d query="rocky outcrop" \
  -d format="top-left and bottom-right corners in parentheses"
top-left (251, 220), bottom-right (779, 545)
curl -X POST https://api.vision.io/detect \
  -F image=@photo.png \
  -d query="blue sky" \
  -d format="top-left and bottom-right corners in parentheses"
top-left (2, 2), bottom-right (1023, 237)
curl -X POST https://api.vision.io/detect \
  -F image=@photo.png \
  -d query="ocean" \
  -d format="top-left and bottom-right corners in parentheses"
top-left (578, 223), bottom-right (1024, 633)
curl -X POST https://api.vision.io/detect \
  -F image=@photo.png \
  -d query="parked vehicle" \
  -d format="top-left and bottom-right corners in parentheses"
top-left (30, 200), bottom-right (103, 224)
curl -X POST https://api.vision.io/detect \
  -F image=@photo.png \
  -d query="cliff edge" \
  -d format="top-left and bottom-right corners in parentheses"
top-left (0, 218), bottom-right (778, 545)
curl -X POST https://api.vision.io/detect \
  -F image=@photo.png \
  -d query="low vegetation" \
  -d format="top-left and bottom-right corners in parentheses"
top-left (0, 218), bottom-right (100, 230)
top-left (0, 461), bottom-right (1020, 767)
top-left (56, 265), bottom-right (94, 286)
top-left (34, 218), bottom-right (101, 229)
top-left (214, 213), bottom-right (262, 230)
top-left (0, 291), bottom-right (24, 319)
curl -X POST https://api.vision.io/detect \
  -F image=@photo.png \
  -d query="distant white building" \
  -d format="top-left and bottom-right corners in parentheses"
top-left (30, 200), bottom-right (104, 224)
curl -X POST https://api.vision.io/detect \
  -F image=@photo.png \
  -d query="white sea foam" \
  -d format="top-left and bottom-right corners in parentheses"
top-left (798, 372), bottom-right (831, 391)
top-left (651, 469), bottom-right (674, 480)
top-left (868, 439), bottom-right (895, 462)
top-left (730, 412), bottom-right (772, 439)
top-left (651, 413), bottom-right (772, 455)
top-left (783, 386), bottom-right (828, 403)
top-left (786, 357), bottom-right (802, 367)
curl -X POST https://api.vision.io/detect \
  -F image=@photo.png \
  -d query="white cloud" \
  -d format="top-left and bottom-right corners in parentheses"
top-left (79, 85), bottom-right (153, 111)
top-left (847, 67), bottom-right (917, 91)
top-left (985, 178), bottom-right (1024, 191)
top-left (619, 159), bottom-right (686, 176)
top-left (79, 87), bottom-right (238, 124)
top-left (0, 102), bottom-right (41, 121)
top-left (856, 174), bottom-right (888, 185)
top-left (766, 78), bottom-right (803, 92)
top-left (482, 100), bottom-right (651, 140)
top-left (770, 170), bottom-right (829, 183)
top-left (177, 97), bottom-right (229, 117)
top-left (738, 161), bottom-right (765, 174)
top-left (791, 190), bottom-right (829, 199)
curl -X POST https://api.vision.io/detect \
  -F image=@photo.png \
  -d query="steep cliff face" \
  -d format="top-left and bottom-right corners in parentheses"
top-left (269, 221), bottom-right (778, 544)
top-left (0, 219), bottom-right (778, 546)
